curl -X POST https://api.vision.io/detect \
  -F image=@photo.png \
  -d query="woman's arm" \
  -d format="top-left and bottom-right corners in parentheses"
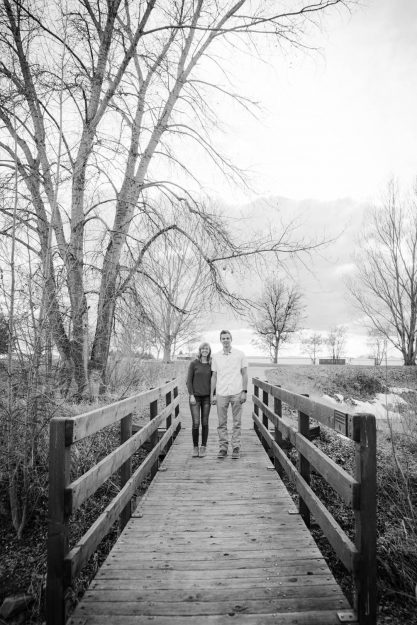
top-left (186, 361), bottom-right (195, 397)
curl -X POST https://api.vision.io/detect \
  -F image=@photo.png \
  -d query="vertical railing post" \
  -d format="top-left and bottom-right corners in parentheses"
top-left (262, 389), bottom-right (271, 456)
top-left (253, 381), bottom-right (259, 435)
top-left (46, 418), bottom-right (71, 625)
top-left (273, 386), bottom-right (283, 476)
top-left (149, 393), bottom-right (159, 479)
top-left (173, 383), bottom-right (179, 419)
top-left (119, 412), bottom-right (133, 531)
top-left (353, 414), bottom-right (377, 625)
top-left (166, 382), bottom-right (172, 430)
top-left (165, 383), bottom-right (172, 451)
top-left (173, 384), bottom-right (180, 437)
top-left (298, 395), bottom-right (311, 527)
top-left (262, 389), bottom-right (269, 430)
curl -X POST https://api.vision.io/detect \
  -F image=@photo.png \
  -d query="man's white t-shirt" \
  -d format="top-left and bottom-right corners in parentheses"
top-left (212, 348), bottom-right (248, 396)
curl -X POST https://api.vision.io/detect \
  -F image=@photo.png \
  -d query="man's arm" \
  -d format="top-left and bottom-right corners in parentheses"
top-left (211, 371), bottom-right (217, 404)
top-left (240, 366), bottom-right (248, 404)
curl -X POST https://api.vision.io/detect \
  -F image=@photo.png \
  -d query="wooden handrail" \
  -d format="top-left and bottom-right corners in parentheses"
top-left (46, 379), bottom-right (181, 625)
top-left (252, 377), bottom-right (376, 625)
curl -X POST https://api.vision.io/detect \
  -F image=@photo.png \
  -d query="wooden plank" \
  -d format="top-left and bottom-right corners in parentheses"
top-left (66, 380), bottom-right (177, 443)
top-left (97, 560), bottom-right (330, 579)
top-left (68, 612), bottom-right (357, 625)
top-left (91, 573), bottom-right (335, 589)
top-left (254, 414), bottom-right (359, 572)
top-left (67, 596), bottom-right (349, 616)
top-left (82, 585), bottom-right (345, 602)
top-left (100, 557), bottom-right (329, 571)
top-left (66, 400), bottom-right (179, 514)
top-left (65, 418), bottom-right (180, 583)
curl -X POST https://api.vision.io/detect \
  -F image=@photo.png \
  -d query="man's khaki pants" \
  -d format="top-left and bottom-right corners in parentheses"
top-left (216, 393), bottom-right (242, 451)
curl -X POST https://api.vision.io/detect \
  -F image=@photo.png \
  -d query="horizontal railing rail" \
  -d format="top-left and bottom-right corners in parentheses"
top-left (46, 379), bottom-right (180, 625)
top-left (252, 377), bottom-right (376, 625)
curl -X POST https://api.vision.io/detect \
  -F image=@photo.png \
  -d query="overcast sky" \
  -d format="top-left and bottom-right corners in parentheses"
top-left (198, 0), bottom-right (417, 358)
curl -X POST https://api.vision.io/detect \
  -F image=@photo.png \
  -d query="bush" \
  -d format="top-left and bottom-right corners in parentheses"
top-left (331, 371), bottom-right (387, 398)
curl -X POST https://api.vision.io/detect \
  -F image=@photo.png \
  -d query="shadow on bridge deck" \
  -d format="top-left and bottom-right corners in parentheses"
top-left (68, 424), bottom-right (354, 625)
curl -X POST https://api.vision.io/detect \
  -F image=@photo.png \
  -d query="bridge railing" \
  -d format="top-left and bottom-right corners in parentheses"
top-left (252, 377), bottom-right (376, 625)
top-left (46, 379), bottom-right (180, 625)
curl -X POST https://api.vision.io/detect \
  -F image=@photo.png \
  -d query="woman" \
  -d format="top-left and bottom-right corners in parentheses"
top-left (186, 342), bottom-right (212, 458)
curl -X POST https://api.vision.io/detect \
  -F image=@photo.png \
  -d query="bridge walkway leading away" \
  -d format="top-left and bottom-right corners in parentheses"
top-left (67, 425), bottom-right (355, 625)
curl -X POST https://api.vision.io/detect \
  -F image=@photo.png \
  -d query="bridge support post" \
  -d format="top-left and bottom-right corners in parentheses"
top-left (273, 386), bottom-right (284, 477)
top-left (298, 396), bottom-right (311, 528)
top-left (165, 382), bottom-right (173, 452)
top-left (149, 396), bottom-right (159, 479)
top-left (253, 383), bottom-right (259, 435)
top-left (353, 414), bottom-right (377, 625)
top-left (120, 412), bottom-right (133, 531)
top-left (46, 418), bottom-right (70, 625)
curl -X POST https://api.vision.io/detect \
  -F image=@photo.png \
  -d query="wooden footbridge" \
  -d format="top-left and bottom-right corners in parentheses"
top-left (46, 375), bottom-right (376, 625)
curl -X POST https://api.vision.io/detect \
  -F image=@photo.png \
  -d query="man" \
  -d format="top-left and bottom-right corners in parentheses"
top-left (211, 330), bottom-right (248, 459)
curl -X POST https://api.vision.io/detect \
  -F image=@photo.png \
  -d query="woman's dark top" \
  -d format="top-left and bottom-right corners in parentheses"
top-left (186, 359), bottom-right (211, 396)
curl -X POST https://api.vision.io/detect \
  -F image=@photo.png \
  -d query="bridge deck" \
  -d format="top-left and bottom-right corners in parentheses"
top-left (68, 426), bottom-right (354, 625)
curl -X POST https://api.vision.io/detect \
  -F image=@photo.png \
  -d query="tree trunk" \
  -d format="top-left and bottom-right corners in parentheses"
top-left (163, 339), bottom-right (172, 363)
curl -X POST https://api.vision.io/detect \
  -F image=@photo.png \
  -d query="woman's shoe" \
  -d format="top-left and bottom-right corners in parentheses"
top-left (192, 447), bottom-right (199, 458)
top-left (199, 446), bottom-right (206, 458)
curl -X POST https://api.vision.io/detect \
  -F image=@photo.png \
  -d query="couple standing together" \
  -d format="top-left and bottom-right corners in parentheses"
top-left (186, 330), bottom-right (248, 459)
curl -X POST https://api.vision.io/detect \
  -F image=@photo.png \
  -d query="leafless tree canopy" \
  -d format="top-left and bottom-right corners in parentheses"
top-left (301, 331), bottom-right (322, 364)
top-left (249, 277), bottom-right (304, 363)
top-left (325, 325), bottom-right (346, 360)
top-left (348, 180), bottom-right (417, 365)
top-left (0, 0), bottom-right (355, 397)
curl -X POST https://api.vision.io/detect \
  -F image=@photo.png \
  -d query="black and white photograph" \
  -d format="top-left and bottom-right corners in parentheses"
top-left (0, 1), bottom-right (416, 624)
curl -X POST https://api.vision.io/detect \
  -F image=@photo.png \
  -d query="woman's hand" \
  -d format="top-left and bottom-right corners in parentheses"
top-left (211, 395), bottom-right (217, 405)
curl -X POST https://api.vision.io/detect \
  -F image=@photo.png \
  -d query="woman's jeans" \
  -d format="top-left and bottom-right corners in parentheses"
top-left (190, 395), bottom-right (210, 446)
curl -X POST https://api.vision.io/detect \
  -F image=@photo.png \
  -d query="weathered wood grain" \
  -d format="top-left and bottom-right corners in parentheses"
top-left (66, 380), bottom-right (177, 443)
top-left (68, 428), bottom-right (352, 624)
top-left (68, 611), bottom-right (357, 625)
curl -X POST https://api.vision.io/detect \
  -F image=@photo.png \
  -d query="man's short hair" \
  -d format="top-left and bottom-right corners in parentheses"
top-left (220, 330), bottom-right (232, 340)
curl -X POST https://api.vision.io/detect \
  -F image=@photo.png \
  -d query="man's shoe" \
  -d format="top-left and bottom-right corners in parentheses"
top-left (199, 446), bottom-right (207, 458)
top-left (192, 447), bottom-right (199, 458)
top-left (231, 447), bottom-right (240, 459)
top-left (217, 449), bottom-right (227, 459)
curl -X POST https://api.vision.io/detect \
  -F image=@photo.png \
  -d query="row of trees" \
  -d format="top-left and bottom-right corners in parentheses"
top-left (0, 0), bottom-right (355, 399)
top-left (249, 178), bottom-right (417, 366)
top-left (0, 0), bottom-right (359, 539)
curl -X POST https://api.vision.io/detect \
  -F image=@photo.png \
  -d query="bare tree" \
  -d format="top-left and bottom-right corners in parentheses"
top-left (348, 180), bottom-right (417, 365)
top-left (325, 325), bottom-right (347, 361)
top-left (249, 278), bottom-right (304, 363)
top-left (0, 0), bottom-right (356, 397)
top-left (126, 218), bottom-right (212, 362)
top-left (367, 327), bottom-right (388, 366)
top-left (301, 331), bottom-right (322, 364)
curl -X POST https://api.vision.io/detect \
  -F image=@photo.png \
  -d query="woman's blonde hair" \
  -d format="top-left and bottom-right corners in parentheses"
top-left (197, 342), bottom-right (212, 363)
